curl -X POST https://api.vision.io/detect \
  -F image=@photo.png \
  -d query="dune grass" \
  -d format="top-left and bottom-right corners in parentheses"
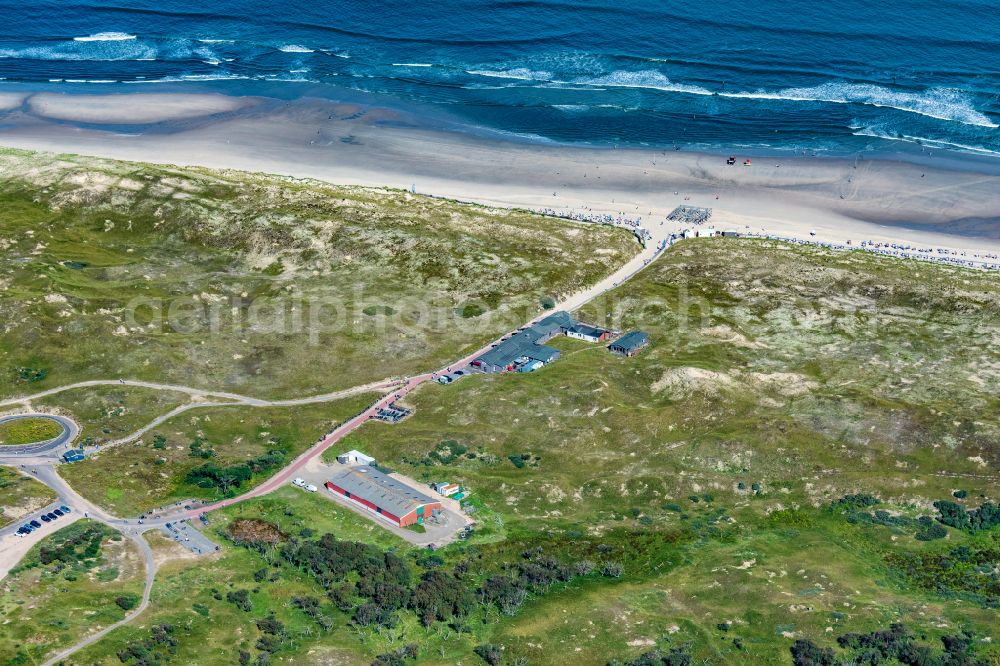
top-left (0, 148), bottom-right (636, 402)
top-left (59, 395), bottom-right (378, 517)
top-left (0, 521), bottom-right (145, 665)
top-left (0, 417), bottom-right (63, 445)
top-left (0, 467), bottom-right (57, 528)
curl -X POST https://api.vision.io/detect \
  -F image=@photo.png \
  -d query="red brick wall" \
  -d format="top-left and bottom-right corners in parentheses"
top-left (325, 481), bottom-right (402, 525)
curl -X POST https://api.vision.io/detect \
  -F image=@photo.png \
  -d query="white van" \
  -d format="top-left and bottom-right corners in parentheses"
top-left (292, 478), bottom-right (306, 488)
top-left (305, 484), bottom-right (318, 493)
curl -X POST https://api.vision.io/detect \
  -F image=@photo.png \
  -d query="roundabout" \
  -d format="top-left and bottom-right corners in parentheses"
top-left (0, 413), bottom-right (78, 456)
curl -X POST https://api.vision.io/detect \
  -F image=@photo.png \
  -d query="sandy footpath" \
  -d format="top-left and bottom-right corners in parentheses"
top-left (0, 90), bottom-right (998, 256)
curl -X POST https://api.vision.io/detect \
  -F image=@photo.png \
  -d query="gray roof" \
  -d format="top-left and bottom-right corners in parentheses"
top-left (568, 323), bottom-right (607, 338)
top-left (525, 344), bottom-right (560, 362)
top-left (610, 331), bottom-right (649, 351)
top-left (329, 466), bottom-right (438, 517)
top-left (476, 311), bottom-right (573, 369)
top-left (531, 311), bottom-right (573, 337)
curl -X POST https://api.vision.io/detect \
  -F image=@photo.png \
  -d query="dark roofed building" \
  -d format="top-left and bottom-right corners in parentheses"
top-left (566, 323), bottom-right (611, 343)
top-left (609, 331), bottom-right (650, 357)
top-left (62, 449), bottom-right (85, 463)
top-left (473, 311), bottom-right (573, 373)
top-left (530, 310), bottom-right (574, 342)
top-left (326, 466), bottom-right (442, 527)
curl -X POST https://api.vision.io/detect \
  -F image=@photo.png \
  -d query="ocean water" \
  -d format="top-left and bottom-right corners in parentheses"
top-left (1, 0), bottom-right (999, 156)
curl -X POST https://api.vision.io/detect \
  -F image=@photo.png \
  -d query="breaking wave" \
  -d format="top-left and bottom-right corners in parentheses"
top-left (277, 44), bottom-right (314, 53)
top-left (720, 82), bottom-right (998, 128)
top-left (507, 69), bottom-right (997, 129)
top-left (73, 32), bottom-right (137, 42)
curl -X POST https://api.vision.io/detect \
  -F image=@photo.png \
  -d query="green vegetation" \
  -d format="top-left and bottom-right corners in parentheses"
top-left (791, 623), bottom-right (987, 666)
top-left (0, 466), bottom-right (57, 528)
top-left (0, 521), bottom-right (145, 665)
top-left (0, 148), bottom-right (635, 401)
top-left (323, 239), bottom-right (999, 663)
top-left (32, 384), bottom-right (199, 446)
top-left (59, 395), bottom-right (375, 515)
top-left (0, 416), bottom-right (62, 445)
top-left (4, 178), bottom-right (999, 664)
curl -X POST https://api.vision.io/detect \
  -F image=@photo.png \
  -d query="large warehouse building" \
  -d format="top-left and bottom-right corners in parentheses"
top-left (325, 467), bottom-right (442, 528)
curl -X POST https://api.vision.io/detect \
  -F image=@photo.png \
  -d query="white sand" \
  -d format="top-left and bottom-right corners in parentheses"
top-left (0, 92), bottom-right (26, 112)
top-left (1, 92), bottom-right (998, 259)
top-left (27, 92), bottom-right (255, 124)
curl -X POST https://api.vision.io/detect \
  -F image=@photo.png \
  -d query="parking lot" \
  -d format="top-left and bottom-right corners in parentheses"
top-left (160, 519), bottom-right (219, 555)
top-left (3, 501), bottom-right (75, 539)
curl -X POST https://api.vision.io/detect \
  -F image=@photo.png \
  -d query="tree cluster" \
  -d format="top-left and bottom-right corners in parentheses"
top-left (607, 645), bottom-right (692, 666)
top-left (184, 449), bottom-right (285, 493)
top-left (116, 624), bottom-right (178, 666)
top-left (791, 623), bottom-right (987, 666)
top-left (934, 500), bottom-right (1000, 532)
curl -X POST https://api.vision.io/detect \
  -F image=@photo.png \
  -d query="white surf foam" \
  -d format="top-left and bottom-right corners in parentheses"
top-left (852, 127), bottom-right (1000, 156)
top-left (719, 82), bottom-right (998, 128)
top-left (466, 68), bottom-right (554, 82)
top-left (278, 44), bottom-right (314, 53)
top-left (577, 69), bottom-right (714, 96)
top-left (73, 32), bottom-right (136, 42)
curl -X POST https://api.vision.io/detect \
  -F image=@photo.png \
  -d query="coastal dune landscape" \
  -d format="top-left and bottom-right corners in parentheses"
top-left (2, 90), bottom-right (1000, 258)
top-left (1, 2), bottom-right (999, 665)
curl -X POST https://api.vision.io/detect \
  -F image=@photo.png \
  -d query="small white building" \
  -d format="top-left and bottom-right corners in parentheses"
top-left (695, 228), bottom-right (718, 238)
top-left (337, 450), bottom-right (376, 466)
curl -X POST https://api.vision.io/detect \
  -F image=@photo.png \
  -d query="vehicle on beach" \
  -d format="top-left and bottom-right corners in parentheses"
top-left (727, 155), bottom-right (736, 165)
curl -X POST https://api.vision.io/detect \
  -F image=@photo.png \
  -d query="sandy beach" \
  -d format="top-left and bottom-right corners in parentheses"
top-left (0, 92), bottom-right (26, 111)
top-left (25, 92), bottom-right (257, 124)
top-left (1, 89), bottom-right (999, 261)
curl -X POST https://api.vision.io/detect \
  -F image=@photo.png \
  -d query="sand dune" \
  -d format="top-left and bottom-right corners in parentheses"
top-left (27, 92), bottom-right (255, 124)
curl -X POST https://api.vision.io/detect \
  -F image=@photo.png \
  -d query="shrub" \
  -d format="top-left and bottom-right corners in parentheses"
top-left (474, 644), bottom-right (502, 666)
top-left (226, 589), bottom-right (252, 612)
top-left (115, 593), bottom-right (140, 611)
top-left (601, 562), bottom-right (624, 578)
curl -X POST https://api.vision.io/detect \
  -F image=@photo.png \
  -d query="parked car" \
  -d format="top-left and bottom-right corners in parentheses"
top-left (46, 512), bottom-right (58, 520)
top-left (53, 508), bottom-right (64, 516)
top-left (292, 478), bottom-right (306, 487)
top-left (29, 520), bottom-right (41, 528)
top-left (41, 514), bottom-right (51, 522)
top-left (60, 505), bottom-right (70, 513)
top-left (305, 484), bottom-right (318, 493)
